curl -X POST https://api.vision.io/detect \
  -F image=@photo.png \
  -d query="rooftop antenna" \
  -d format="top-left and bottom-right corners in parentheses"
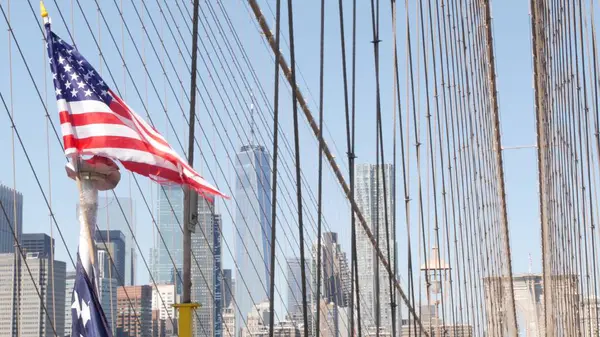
top-left (250, 91), bottom-right (256, 146)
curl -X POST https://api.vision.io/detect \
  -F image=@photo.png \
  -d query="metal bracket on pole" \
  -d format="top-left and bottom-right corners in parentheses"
top-left (173, 303), bottom-right (201, 336)
top-left (187, 189), bottom-right (199, 233)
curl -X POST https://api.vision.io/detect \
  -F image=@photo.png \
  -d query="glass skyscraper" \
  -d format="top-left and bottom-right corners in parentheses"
top-left (191, 198), bottom-right (222, 337)
top-left (152, 185), bottom-right (184, 289)
top-left (0, 184), bottom-right (22, 254)
top-left (234, 144), bottom-right (272, 337)
top-left (286, 257), bottom-right (310, 321)
top-left (355, 163), bottom-right (395, 335)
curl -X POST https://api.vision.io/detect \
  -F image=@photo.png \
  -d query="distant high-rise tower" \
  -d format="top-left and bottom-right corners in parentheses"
top-left (311, 232), bottom-right (351, 307)
top-left (354, 163), bottom-right (395, 335)
top-left (234, 144), bottom-right (272, 337)
top-left (152, 185), bottom-right (184, 290)
top-left (64, 271), bottom-right (76, 337)
top-left (287, 257), bottom-right (310, 320)
top-left (78, 196), bottom-right (136, 285)
top-left (0, 252), bottom-right (66, 337)
top-left (94, 230), bottom-right (126, 283)
top-left (223, 269), bottom-right (233, 308)
top-left (191, 199), bottom-right (222, 337)
top-left (0, 185), bottom-right (22, 253)
top-left (21, 233), bottom-right (54, 258)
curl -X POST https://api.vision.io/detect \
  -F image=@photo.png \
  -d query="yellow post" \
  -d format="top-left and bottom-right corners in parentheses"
top-left (172, 303), bottom-right (200, 337)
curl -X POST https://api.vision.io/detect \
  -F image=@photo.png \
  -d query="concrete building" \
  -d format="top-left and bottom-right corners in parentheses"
top-left (151, 284), bottom-right (178, 323)
top-left (311, 232), bottom-right (351, 307)
top-left (116, 285), bottom-right (152, 337)
top-left (272, 321), bottom-right (301, 337)
top-left (152, 310), bottom-right (166, 337)
top-left (223, 304), bottom-right (236, 337)
top-left (354, 164), bottom-right (395, 335)
top-left (242, 301), bottom-right (270, 337)
top-left (0, 252), bottom-right (66, 337)
top-left (314, 299), bottom-right (350, 337)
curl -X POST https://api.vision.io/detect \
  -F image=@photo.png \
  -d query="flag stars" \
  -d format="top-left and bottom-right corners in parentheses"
top-left (77, 81), bottom-right (86, 89)
top-left (100, 89), bottom-right (108, 97)
top-left (71, 292), bottom-right (81, 318)
top-left (81, 300), bottom-right (91, 327)
top-left (84, 89), bottom-right (93, 97)
top-left (58, 56), bottom-right (65, 64)
top-left (65, 81), bottom-right (72, 89)
top-left (64, 64), bottom-right (73, 72)
top-left (55, 88), bottom-right (62, 96)
top-left (70, 73), bottom-right (79, 81)
top-left (83, 73), bottom-right (91, 81)
top-left (52, 73), bottom-right (57, 80)
top-left (70, 89), bottom-right (78, 97)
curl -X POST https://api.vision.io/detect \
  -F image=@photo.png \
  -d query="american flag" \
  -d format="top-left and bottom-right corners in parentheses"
top-left (45, 23), bottom-right (228, 199)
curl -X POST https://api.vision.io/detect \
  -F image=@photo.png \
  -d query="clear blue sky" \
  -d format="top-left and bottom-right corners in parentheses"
top-left (0, 0), bottom-right (539, 322)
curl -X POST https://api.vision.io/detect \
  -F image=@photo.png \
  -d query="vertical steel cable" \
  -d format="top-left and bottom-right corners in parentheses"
top-left (285, 1), bottom-right (309, 336)
top-left (7, 1), bottom-right (20, 336)
top-left (315, 0), bottom-right (326, 334)
top-left (267, 0), bottom-right (281, 334)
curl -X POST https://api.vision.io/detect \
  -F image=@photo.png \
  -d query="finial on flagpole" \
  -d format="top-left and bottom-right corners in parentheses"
top-left (40, 1), bottom-right (48, 18)
top-left (40, 1), bottom-right (50, 25)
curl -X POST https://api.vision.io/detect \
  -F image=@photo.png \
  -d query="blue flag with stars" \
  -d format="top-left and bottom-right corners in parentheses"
top-left (71, 255), bottom-right (113, 337)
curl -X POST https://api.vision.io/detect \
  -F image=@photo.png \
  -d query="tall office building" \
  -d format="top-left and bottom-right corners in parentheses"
top-left (151, 284), bottom-right (178, 337)
top-left (191, 199), bottom-right (222, 337)
top-left (223, 304), bottom-right (236, 337)
top-left (0, 185), bottom-right (22, 253)
top-left (354, 164), bottom-right (395, 335)
top-left (223, 269), bottom-right (233, 308)
top-left (22, 233), bottom-right (54, 258)
top-left (0, 252), bottom-right (66, 337)
top-left (286, 257), bottom-right (310, 319)
top-left (78, 196), bottom-right (136, 285)
top-left (95, 229), bottom-right (127, 283)
top-left (98, 277), bottom-right (118, 335)
top-left (234, 144), bottom-right (272, 337)
top-left (116, 285), bottom-right (153, 337)
top-left (152, 186), bottom-right (184, 289)
top-left (311, 232), bottom-right (351, 307)
top-left (64, 271), bottom-right (76, 336)
top-left (151, 284), bottom-right (178, 323)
